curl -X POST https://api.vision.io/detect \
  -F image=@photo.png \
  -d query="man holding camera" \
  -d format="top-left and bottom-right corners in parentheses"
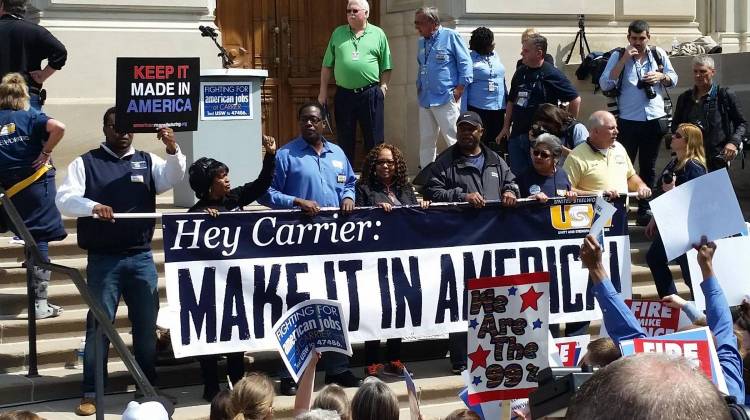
top-left (671, 55), bottom-right (747, 172)
top-left (599, 20), bottom-right (677, 226)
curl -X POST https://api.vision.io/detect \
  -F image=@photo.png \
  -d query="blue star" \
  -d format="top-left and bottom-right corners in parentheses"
top-left (472, 376), bottom-right (483, 386)
top-left (469, 318), bottom-right (479, 329)
top-left (533, 318), bottom-right (543, 329)
top-left (508, 286), bottom-right (518, 296)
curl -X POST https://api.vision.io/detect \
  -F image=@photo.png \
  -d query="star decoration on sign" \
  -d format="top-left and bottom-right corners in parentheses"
top-left (468, 345), bottom-right (491, 372)
top-left (472, 376), bottom-right (483, 386)
top-left (520, 286), bottom-right (544, 312)
top-left (508, 286), bottom-right (518, 296)
top-left (533, 318), bottom-right (543, 329)
top-left (469, 318), bottom-right (479, 330)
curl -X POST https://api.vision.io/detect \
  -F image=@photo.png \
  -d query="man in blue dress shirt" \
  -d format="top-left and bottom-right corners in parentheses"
top-left (599, 20), bottom-right (678, 225)
top-left (414, 6), bottom-right (473, 169)
top-left (259, 101), bottom-right (360, 395)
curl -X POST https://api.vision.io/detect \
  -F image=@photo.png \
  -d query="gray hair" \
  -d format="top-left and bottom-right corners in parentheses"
top-left (351, 377), bottom-right (399, 420)
top-left (348, 0), bottom-right (369, 14)
top-left (692, 55), bottom-right (715, 69)
top-left (524, 34), bottom-right (548, 55)
top-left (565, 353), bottom-right (731, 420)
top-left (2, 0), bottom-right (27, 15)
top-left (586, 110), bottom-right (613, 131)
top-left (296, 409), bottom-right (342, 420)
top-left (532, 133), bottom-right (563, 158)
top-left (415, 6), bottom-right (440, 25)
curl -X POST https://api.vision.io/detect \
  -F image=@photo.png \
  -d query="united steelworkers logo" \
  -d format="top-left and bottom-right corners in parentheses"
top-left (550, 202), bottom-right (613, 231)
top-left (0, 123), bottom-right (16, 136)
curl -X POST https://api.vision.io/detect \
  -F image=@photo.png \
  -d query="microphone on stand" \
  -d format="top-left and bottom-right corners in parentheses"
top-left (197, 25), bottom-right (233, 69)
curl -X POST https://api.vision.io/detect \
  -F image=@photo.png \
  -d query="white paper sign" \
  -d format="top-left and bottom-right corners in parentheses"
top-left (590, 195), bottom-right (616, 245)
top-left (650, 169), bottom-right (745, 261)
top-left (687, 235), bottom-right (750, 311)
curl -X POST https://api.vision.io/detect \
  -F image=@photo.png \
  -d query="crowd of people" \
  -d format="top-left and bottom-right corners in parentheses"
top-left (2, 0), bottom-right (750, 418)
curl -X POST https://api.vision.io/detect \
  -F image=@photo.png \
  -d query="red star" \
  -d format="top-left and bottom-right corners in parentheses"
top-left (519, 286), bottom-right (544, 312)
top-left (468, 345), bottom-right (491, 372)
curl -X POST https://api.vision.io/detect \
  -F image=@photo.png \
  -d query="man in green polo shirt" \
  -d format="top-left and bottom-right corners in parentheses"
top-left (318, 0), bottom-right (392, 163)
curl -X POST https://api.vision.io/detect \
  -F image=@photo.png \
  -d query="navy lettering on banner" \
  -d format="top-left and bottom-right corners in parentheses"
top-left (285, 263), bottom-right (310, 308)
top-left (392, 256), bottom-right (422, 328)
top-left (340, 260), bottom-right (363, 331)
top-left (179, 267), bottom-right (217, 345)
top-left (377, 258), bottom-right (392, 328)
top-left (436, 254), bottom-right (459, 323)
top-left (560, 245), bottom-right (583, 313)
top-left (221, 266), bottom-right (250, 341)
top-left (163, 197), bottom-right (633, 359)
top-left (252, 264), bottom-right (283, 339)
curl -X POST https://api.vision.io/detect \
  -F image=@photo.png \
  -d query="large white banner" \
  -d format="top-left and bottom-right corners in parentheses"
top-left (162, 198), bottom-right (631, 358)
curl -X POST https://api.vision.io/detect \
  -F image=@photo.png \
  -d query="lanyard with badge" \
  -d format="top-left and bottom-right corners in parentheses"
top-left (516, 70), bottom-right (540, 108)
top-left (421, 31), bottom-right (440, 75)
top-left (350, 28), bottom-right (364, 61)
top-left (483, 54), bottom-right (496, 92)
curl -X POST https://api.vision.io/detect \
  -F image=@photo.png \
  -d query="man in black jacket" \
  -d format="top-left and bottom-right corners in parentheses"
top-left (0, 0), bottom-right (67, 110)
top-left (671, 55), bottom-right (747, 171)
top-left (421, 110), bottom-right (518, 374)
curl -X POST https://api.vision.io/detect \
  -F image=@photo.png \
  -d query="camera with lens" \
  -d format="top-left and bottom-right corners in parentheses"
top-left (637, 79), bottom-right (657, 99)
top-left (661, 171), bottom-right (674, 185)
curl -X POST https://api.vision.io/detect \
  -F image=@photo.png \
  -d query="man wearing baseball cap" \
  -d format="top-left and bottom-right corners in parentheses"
top-left (420, 110), bottom-right (518, 373)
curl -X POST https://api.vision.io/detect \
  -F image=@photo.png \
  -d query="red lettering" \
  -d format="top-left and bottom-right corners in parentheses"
top-left (133, 66), bottom-right (146, 79)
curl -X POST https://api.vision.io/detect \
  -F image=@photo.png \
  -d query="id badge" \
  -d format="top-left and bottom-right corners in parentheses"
top-left (337, 174), bottom-right (346, 183)
top-left (351, 51), bottom-right (360, 61)
top-left (131, 175), bottom-right (144, 183)
top-left (516, 90), bottom-right (529, 107)
top-left (488, 80), bottom-right (496, 92)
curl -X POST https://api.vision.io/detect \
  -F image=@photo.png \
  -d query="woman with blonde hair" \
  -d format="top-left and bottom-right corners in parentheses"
top-left (645, 123), bottom-right (707, 299)
top-left (0, 72), bottom-right (66, 319)
top-left (231, 372), bottom-right (275, 420)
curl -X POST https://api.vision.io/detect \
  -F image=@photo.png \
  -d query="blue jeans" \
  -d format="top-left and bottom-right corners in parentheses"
top-left (29, 94), bottom-right (42, 112)
top-left (82, 250), bottom-right (159, 394)
top-left (508, 133), bottom-right (531, 175)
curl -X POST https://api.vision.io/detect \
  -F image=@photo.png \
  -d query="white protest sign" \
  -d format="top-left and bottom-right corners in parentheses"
top-left (590, 195), bottom-right (616, 245)
top-left (687, 235), bottom-right (750, 311)
top-left (553, 334), bottom-right (590, 367)
top-left (466, 273), bottom-right (550, 404)
top-left (650, 169), bottom-right (745, 261)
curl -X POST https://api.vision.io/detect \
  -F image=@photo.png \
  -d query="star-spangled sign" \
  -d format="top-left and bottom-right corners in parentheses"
top-left (466, 272), bottom-right (550, 404)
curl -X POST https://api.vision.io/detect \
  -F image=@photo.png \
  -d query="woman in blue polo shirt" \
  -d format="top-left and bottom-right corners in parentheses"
top-left (0, 73), bottom-right (66, 319)
top-left (463, 26), bottom-right (506, 153)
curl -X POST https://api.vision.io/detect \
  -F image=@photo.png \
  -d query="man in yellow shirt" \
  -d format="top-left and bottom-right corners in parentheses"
top-left (564, 110), bottom-right (652, 199)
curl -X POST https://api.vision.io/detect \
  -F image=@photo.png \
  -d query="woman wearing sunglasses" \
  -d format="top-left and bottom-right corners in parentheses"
top-left (355, 143), bottom-right (428, 378)
top-left (515, 133), bottom-right (577, 203)
top-left (645, 123), bottom-right (707, 299)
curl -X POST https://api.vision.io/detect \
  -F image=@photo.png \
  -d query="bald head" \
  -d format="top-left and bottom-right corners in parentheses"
top-left (566, 353), bottom-right (730, 420)
top-left (586, 111), bottom-right (618, 149)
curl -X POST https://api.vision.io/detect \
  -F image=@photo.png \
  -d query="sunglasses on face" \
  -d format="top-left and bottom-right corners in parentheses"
top-left (299, 116), bottom-right (322, 124)
top-left (347, 8), bottom-right (360, 14)
top-left (532, 149), bottom-right (552, 159)
top-left (375, 159), bottom-right (395, 167)
top-left (672, 132), bottom-right (683, 139)
top-left (530, 123), bottom-right (549, 138)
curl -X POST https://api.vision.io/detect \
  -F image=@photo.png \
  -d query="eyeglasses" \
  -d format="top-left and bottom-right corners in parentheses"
top-left (346, 8), bottom-right (360, 14)
top-left (299, 116), bottom-right (322, 124)
top-left (375, 159), bottom-right (395, 166)
top-left (532, 149), bottom-right (552, 159)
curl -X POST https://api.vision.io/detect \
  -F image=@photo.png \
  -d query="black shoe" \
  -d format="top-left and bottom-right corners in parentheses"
top-left (280, 377), bottom-right (297, 396)
top-left (451, 364), bottom-right (467, 375)
top-left (325, 370), bottom-right (363, 388)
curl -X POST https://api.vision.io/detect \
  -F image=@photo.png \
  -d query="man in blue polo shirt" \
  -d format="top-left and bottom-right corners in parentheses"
top-left (259, 101), bottom-right (360, 395)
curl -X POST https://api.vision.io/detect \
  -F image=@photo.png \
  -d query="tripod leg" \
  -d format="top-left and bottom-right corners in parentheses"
top-left (565, 32), bottom-right (581, 64)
